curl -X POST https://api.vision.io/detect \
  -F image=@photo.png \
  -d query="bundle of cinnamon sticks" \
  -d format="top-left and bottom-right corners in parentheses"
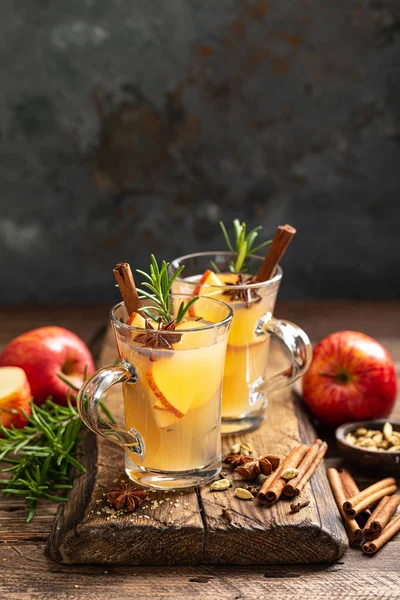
top-left (328, 468), bottom-right (400, 555)
top-left (258, 439), bottom-right (327, 505)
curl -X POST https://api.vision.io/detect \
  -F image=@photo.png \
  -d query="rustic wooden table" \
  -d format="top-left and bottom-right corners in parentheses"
top-left (0, 301), bottom-right (399, 600)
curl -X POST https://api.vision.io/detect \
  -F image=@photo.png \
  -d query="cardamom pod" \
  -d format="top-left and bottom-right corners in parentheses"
top-left (281, 468), bottom-right (299, 480)
top-left (372, 432), bottom-right (383, 445)
top-left (234, 487), bottom-right (254, 500)
top-left (355, 427), bottom-right (368, 437)
top-left (231, 443), bottom-right (241, 454)
top-left (240, 442), bottom-right (254, 456)
top-left (383, 422), bottom-right (393, 440)
top-left (210, 479), bottom-right (232, 491)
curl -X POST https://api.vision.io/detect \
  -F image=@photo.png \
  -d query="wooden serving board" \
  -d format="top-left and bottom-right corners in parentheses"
top-left (46, 329), bottom-right (348, 565)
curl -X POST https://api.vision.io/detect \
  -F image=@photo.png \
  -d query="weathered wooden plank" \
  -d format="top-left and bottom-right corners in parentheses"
top-left (2, 544), bottom-right (400, 600)
top-left (47, 327), bottom-right (347, 564)
top-left (46, 327), bottom-right (204, 565)
top-left (200, 384), bottom-right (346, 564)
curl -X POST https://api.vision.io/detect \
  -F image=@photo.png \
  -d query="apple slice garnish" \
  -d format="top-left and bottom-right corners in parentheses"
top-left (0, 366), bottom-right (32, 429)
top-left (189, 269), bottom-right (223, 317)
top-left (146, 369), bottom-right (185, 419)
top-left (127, 312), bottom-right (147, 328)
top-left (152, 400), bottom-right (180, 429)
top-left (193, 269), bottom-right (223, 296)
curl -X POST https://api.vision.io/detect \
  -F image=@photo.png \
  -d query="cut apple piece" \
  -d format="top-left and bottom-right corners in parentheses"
top-left (189, 270), bottom-right (224, 317)
top-left (127, 312), bottom-right (147, 328)
top-left (152, 400), bottom-right (180, 429)
top-left (0, 366), bottom-right (32, 429)
top-left (146, 341), bottom-right (225, 417)
top-left (193, 270), bottom-right (223, 296)
top-left (175, 319), bottom-right (214, 349)
top-left (147, 369), bottom-right (185, 418)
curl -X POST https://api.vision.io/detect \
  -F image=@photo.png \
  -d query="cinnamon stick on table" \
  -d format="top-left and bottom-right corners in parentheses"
top-left (338, 468), bottom-right (371, 526)
top-left (362, 512), bottom-right (400, 555)
top-left (343, 477), bottom-right (397, 518)
top-left (327, 468), bottom-right (362, 546)
top-left (258, 444), bottom-right (309, 505)
top-left (363, 495), bottom-right (400, 540)
top-left (283, 439), bottom-right (326, 497)
top-left (113, 262), bottom-right (142, 316)
top-left (256, 224), bottom-right (296, 283)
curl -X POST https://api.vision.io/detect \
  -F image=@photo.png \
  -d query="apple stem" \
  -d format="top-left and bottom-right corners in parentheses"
top-left (318, 371), bottom-right (349, 383)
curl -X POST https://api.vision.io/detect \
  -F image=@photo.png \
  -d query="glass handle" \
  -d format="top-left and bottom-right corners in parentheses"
top-left (77, 361), bottom-right (144, 456)
top-left (259, 316), bottom-right (312, 392)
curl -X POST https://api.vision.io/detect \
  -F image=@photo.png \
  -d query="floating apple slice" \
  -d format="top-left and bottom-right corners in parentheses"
top-left (146, 341), bottom-right (225, 418)
top-left (127, 312), bottom-right (147, 328)
top-left (175, 319), bottom-right (213, 349)
top-left (152, 400), bottom-right (180, 429)
top-left (193, 270), bottom-right (223, 296)
top-left (0, 366), bottom-right (32, 429)
top-left (188, 270), bottom-right (224, 317)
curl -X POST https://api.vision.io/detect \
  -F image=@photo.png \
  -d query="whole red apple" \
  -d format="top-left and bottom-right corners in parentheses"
top-left (0, 327), bottom-right (95, 406)
top-left (303, 331), bottom-right (398, 426)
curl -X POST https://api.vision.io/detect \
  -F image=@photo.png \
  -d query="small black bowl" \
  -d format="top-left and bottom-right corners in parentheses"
top-left (336, 419), bottom-right (400, 474)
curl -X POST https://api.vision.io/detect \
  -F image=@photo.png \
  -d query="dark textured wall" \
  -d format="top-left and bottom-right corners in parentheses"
top-left (1, 0), bottom-right (399, 304)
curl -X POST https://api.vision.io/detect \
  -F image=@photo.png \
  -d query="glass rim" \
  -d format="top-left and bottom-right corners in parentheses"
top-left (170, 251), bottom-right (282, 290)
top-left (109, 295), bottom-right (234, 334)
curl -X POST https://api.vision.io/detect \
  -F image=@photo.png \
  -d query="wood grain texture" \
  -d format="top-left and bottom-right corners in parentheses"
top-left (47, 327), bottom-right (347, 565)
top-left (46, 328), bottom-right (204, 565)
top-left (0, 303), bottom-right (400, 599)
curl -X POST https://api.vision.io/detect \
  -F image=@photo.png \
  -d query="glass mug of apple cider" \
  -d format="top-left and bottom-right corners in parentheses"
top-left (170, 252), bottom-right (312, 433)
top-left (78, 295), bottom-right (232, 489)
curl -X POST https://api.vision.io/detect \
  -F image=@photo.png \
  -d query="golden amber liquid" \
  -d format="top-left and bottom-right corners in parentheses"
top-left (119, 327), bottom-right (226, 472)
top-left (180, 274), bottom-right (275, 418)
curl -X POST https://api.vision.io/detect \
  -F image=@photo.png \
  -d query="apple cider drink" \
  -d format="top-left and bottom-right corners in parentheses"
top-left (169, 220), bottom-right (308, 434)
top-left (175, 270), bottom-right (278, 421)
top-left (77, 257), bottom-right (232, 490)
top-left (117, 309), bottom-right (229, 475)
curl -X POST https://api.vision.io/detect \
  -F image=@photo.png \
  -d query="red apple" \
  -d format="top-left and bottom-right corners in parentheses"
top-left (303, 331), bottom-right (398, 426)
top-left (0, 327), bottom-right (95, 406)
top-left (0, 366), bottom-right (32, 428)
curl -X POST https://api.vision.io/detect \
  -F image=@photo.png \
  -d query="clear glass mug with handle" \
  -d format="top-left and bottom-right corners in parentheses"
top-left (77, 295), bottom-right (233, 490)
top-left (170, 252), bottom-right (312, 434)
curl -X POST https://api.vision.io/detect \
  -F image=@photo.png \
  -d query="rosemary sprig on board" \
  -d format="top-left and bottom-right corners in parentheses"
top-left (0, 374), bottom-right (115, 522)
top-left (219, 219), bottom-right (271, 273)
top-left (136, 254), bottom-right (198, 325)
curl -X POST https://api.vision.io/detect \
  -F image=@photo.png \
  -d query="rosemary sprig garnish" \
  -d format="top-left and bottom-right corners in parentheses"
top-left (0, 372), bottom-right (115, 522)
top-left (136, 254), bottom-right (198, 325)
top-left (219, 219), bottom-right (271, 273)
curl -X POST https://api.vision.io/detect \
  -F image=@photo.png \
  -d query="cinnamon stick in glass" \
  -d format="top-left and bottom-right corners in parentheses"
top-left (363, 495), bottom-right (400, 539)
top-left (256, 224), bottom-right (296, 283)
top-left (338, 468), bottom-right (371, 526)
top-left (343, 477), bottom-right (397, 518)
top-left (258, 444), bottom-right (309, 505)
top-left (283, 439), bottom-right (323, 497)
top-left (362, 513), bottom-right (400, 555)
top-left (327, 468), bottom-right (362, 546)
top-left (113, 262), bottom-right (142, 316)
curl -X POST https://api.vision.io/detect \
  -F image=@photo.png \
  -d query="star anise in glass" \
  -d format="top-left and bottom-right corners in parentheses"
top-left (222, 274), bottom-right (261, 307)
top-left (107, 483), bottom-right (148, 512)
top-left (134, 319), bottom-right (182, 349)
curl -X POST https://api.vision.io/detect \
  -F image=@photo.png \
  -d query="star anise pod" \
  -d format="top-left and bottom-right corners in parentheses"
top-left (235, 459), bottom-right (261, 479)
top-left (223, 454), bottom-right (253, 469)
top-left (135, 319), bottom-right (182, 349)
top-left (222, 274), bottom-right (261, 307)
top-left (107, 483), bottom-right (148, 512)
top-left (234, 455), bottom-right (281, 479)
